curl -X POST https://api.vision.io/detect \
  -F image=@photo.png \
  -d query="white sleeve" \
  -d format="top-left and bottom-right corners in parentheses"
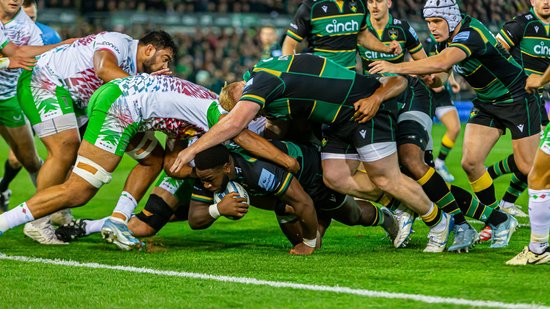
top-left (27, 22), bottom-right (44, 46)
top-left (93, 32), bottom-right (131, 65)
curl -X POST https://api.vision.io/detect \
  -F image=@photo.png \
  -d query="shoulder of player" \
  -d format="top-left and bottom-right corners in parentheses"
top-left (514, 12), bottom-right (537, 25)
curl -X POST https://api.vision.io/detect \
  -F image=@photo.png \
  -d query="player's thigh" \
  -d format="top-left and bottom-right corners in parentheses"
top-left (462, 123), bottom-right (500, 165)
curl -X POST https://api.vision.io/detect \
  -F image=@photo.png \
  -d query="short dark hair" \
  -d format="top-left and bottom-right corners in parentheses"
top-left (22, 0), bottom-right (37, 8)
top-left (139, 31), bottom-right (178, 56)
top-left (195, 145), bottom-right (230, 170)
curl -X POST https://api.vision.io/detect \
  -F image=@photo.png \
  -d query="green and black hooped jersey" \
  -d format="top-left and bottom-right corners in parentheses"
top-left (439, 15), bottom-right (528, 104)
top-left (241, 54), bottom-right (381, 125)
top-left (191, 140), bottom-right (345, 209)
top-left (499, 8), bottom-right (550, 76)
top-left (286, 0), bottom-right (367, 69)
top-left (358, 14), bottom-right (423, 74)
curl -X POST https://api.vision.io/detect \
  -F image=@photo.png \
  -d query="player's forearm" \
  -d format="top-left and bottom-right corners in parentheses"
top-left (393, 56), bottom-right (451, 75)
top-left (376, 76), bottom-right (408, 101)
top-left (187, 114), bottom-right (248, 158)
top-left (282, 36), bottom-right (298, 55)
top-left (540, 65), bottom-right (550, 85)
top-left (188, 202), bottom-right (217, 229)
top-left (358, 31), bottom-right (392, 53)
top-left (17, 44), bottom-right (63, 58)
top-left (234, 129), bottom-right (297, 172)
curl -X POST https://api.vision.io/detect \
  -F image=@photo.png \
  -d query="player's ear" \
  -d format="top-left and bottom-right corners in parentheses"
top-left (223, 162), bottom-right (231, 174)
top-left (145, 44), bottom-right (157, 57)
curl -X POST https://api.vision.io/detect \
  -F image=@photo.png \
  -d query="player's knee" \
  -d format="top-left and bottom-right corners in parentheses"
top-left (135, 194), bottom-right (175, 233)
top-left (72, 156), bottom-right (112, 189)
top-left (323, 172), bottom-right (347, 193)
top-left (399, 152), bottom-right (425, 179)
top-left (461, 156), bottom-right (479, 175)
top-left (369, 174), bottom-right (393, 193)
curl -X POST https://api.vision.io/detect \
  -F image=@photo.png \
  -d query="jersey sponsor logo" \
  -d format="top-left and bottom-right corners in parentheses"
top-left (326, 19), bottom-right (360, 34)
top-left (453, 64), bottom-right (464, 74)
top-left (534, 42), bottom-right (550, 56)
top-left (452, 31), bottom-right (470, 43)
top-left (97, 40), bottom-right (121, 55)
top-left (393, 19), bottom-right (402, 25)
top-left (322, 5), bottom-right (328, 13)
top-left (12, 114), bottom-right (22, 121)
top-left (290, 23), bottom-right (298, 30)
top-left (359, 129), bottom-right (367, 139)
top-left (388, 28), bottom-right (398, 40)
top-left (535, 25), bottom-right (540, 33)
top-left (363, 50), bottom-right (397, 59)
top-left (258, 168), bottom-right (277, 191)
top-left (526, 14), bottom-right (533, 20)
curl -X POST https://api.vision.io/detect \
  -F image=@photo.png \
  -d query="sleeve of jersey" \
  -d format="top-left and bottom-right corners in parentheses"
top-left (448, 30), bottom-right (483, 58)
top-left (240, 73), bottom-right (284, 108)
top-left (28, 23), bottom-right (44, 46)
top-left (0, 31), bottom-right (9, 50)
top-left (191, 184), bottom-right (214, 204)
top-left (499, 20), bottom-right (523, 48)
top-left (404, 23), bottom-right (423, 54)
top-left (94, 33), bottom-right (127, 64)
top-left (286, 4), bottom-right (311, 42)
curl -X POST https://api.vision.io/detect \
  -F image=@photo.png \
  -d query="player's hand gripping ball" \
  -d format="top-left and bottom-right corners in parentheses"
top-left (213, 181), bottom-right (250, 220)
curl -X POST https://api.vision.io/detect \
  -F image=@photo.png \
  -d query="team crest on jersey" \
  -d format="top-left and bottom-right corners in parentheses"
top-left (388, 29), bottom-right (398, 40)
top-left (349, 1), bottom-right (357, 12)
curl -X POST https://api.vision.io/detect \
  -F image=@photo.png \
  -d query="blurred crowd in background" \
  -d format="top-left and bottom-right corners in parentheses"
top-left (37, 0), bottom-right (532, 93)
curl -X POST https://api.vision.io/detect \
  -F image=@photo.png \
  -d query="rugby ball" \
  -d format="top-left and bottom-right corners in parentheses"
top-left (213, 181), bottom-right (250, 220)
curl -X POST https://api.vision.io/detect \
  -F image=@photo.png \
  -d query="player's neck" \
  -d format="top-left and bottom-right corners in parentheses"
top-left (370, 14), bottom-right (389, 31)
top-left (533, 10), bottom-right (550, 24)
top-left (0, 10), bottom-right (17, 24)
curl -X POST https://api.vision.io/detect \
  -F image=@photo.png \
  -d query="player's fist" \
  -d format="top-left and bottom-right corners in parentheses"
top-left (217, 192), bottom-right (249, 219)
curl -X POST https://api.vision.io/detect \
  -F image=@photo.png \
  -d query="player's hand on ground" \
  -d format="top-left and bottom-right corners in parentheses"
top-left (525, 74), bottom-right (543, 94)
top-left (289, 242), bottom-right (315, 255)
top-left (218, 193), bottom-right (249, 218)
top-left (151, 68), bottom-right (173, 76)
top-left (353, 95), bottom-right (382, 123)
top-left (8, 56), bottom-right (36, 70)
top-left (388, 40), bottom-right (402, 55)
top-left (368, 60), bottom-right (395, 75)
top-left (170, 148), bottom-right (195, 174)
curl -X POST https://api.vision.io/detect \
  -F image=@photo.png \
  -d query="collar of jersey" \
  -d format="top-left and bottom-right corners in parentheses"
top-left (367, 13), bottom-right (394, 39)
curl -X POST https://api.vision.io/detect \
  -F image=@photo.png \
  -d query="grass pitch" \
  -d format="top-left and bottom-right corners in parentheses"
top-left (0, 125), bottom-right (548, 308)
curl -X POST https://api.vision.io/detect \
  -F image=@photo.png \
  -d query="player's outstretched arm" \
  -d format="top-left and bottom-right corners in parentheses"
top-left (279, 178), bottom-right (318, 255)
top-left (233, 129), bottom-right (300, 174)
top-left (1, 39), bottom-right (75, 58)
top-left (353, 75), bottom-right (408, 123)
top-left (163, 138), bottom-right (196, 179)
top-left (357, 30), bottom-right (402, 55)
top-left (282, 36), bottom-right (299, 56)
top-left (369, 47), bottom-right (466, 75)
top-left (171, 100), bottom-right (261, 174)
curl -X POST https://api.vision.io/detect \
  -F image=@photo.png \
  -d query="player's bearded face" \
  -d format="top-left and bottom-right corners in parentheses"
top-left (426, 18), bottom-right (450, 42)
top-left (532, 0), bottom-right (550, 18)
top-left (0, 0), bottom-right (22, 15)
top-left (142, 48), bottom-right (173, 74)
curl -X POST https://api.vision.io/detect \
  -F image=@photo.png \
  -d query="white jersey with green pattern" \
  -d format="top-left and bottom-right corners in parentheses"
top-left (0, 23), bottom-right (9, 50)
top-left (0, 10), bottom-right (42, 100)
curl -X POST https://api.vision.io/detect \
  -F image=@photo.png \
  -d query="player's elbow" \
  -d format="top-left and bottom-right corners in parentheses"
top-left (188, 218), bottom-right (210, 230)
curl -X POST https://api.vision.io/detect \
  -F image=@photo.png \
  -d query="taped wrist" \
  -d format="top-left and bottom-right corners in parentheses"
top-left (135, 194), bottom-right (175, 232)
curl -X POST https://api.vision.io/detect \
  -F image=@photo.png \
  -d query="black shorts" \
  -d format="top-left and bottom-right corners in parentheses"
top-left (402, 77), bottom-right (434, 117)
top-left (468, 94), bottom-right (541, 139)
top-left (321, 97), bottom-right (400, 162)
top-left (433, 88), bottom-right (454, 108)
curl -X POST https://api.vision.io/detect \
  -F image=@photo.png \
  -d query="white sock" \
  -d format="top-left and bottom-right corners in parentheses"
top-left (528, 189), bottom-right (550, 254)
top-left (83, 217), bottom-right (108, 236)
top-left (112, 191), bottom-right (138, 223)
top-left (434, 158), bottom-right (444, 169)
top-left (0, 202), bottom-right (35, 232)
top-left (431, 212), bottom-right (448, 233)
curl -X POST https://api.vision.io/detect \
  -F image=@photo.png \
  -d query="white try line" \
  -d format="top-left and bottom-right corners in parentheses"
top-left (0, 253), bottom-right (547, 309)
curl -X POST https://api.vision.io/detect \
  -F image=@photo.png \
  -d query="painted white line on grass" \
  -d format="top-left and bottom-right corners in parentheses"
top-left (0, 253), bottom-right (546, 309)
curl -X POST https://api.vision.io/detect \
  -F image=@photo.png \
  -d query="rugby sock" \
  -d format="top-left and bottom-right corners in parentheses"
top-left (0, 202), bottom-right (35, 232)
top-left (450, 185), bottom-right (507, 225)
top-left (436, 133), bottom-right (455, 163)
top-left (487, 154), bottom-right (514, 179)
top-left (528, 189), bottom-right (550, 254)
top-left (470, 171), bottom-right (499, 209)
top-left (0, 160), bottom-right (22, 192)
top-left (501, 171), bottom-right (528, 204)
top-left (417, 167), bottom-right (466, 225)
top-left (360, 203), bottom-right (383, 226)
top-left (375, 193), bottom-right (399, 211)
top-left (112, 191), bottom-right (138, 223)
top-left (420, 203), bottom-right (443, 228)
top-left (83, 218), bottom-right (108, 236)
